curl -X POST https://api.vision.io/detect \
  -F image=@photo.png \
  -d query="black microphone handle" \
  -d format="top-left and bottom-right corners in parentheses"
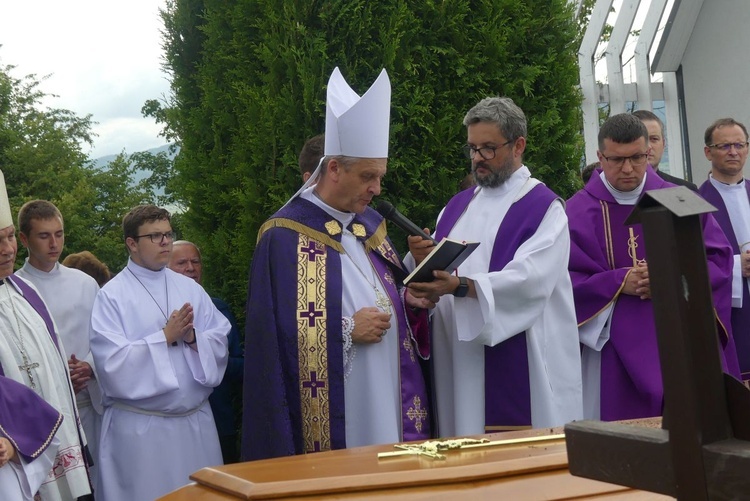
top-left (386, 209), bottom-right (437, 245)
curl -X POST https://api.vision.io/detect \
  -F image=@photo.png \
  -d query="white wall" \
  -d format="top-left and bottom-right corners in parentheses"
top-left (679, 0), bottom-right (750, 184)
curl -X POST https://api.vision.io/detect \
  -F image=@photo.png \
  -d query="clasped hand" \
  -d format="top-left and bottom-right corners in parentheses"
top-left (163, 303), bottom-right (195, 345)
top-left (68, 354), bottom-right (93, 394)
top-left (623, 263), bottom-right (650, 300)
top-left (0, 437), bottom-right (18, 467)
top-left (741, 251), bottom-right (750, 278)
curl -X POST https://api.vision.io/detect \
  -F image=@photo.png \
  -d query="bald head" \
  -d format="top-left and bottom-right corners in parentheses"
top-left (168, 240), bottom-right (203, 284)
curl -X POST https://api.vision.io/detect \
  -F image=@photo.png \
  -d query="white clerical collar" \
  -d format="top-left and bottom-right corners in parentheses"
top-left (709, 173), bottom-right (746, 192)
top-left (601, 171), bottom-right (647, 205)
top-left (126, 258), bottom-right (166, 278)
top-left (22, 259), bottom-right (60, 277)
top-left (477, 165), bottom-right (531, 198)
top-left (302, 186), bottom-right (356, 227)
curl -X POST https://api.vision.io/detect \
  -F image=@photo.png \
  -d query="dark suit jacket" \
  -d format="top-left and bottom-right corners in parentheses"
top-left (656, 168), bottom-right (698, 191)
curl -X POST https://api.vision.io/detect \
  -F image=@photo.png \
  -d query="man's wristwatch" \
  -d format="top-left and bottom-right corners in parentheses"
top-left (453, 276), bottom-right (469, 297)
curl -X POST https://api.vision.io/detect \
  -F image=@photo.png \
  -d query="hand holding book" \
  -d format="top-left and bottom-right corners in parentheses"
top-left (403, 238), bottom-right (480, 285)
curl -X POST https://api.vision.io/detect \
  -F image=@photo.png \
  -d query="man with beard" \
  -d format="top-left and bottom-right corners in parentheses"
top-left (407, 96), bottom-right (582, 437)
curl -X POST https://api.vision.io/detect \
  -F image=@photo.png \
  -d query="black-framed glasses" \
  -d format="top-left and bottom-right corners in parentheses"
top-left (600, 152), bottom-right (649, 168)
top-left (707, 142), bottom-right (749, 152)
top-left (134, 231), bottom-right (176, 244)
top-left (462, 140), bottom-right (514, 160)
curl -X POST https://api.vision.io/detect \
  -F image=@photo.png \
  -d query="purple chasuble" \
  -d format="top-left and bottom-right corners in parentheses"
top-left (242, 198), bottom-right (430, 461)
top-left (0, 375), bottom-right (62, 463)
top-left (699, 179), bottom-right (750, 380)
top-left (568, 168), bottom-right (739, 421)
top-left (436, 183), bottom-right (559, 428)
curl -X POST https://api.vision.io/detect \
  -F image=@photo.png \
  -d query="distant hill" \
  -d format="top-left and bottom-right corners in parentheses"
top-left (92, 144), bottom-right (177, 170)
top-left (91, 143), bottom-right (179, 202)
top-left (92, 144), bottom-right (179, 189)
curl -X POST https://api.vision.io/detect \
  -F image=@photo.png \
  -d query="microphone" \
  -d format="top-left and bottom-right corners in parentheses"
top-left (375, 201), bottom-right (437, 245)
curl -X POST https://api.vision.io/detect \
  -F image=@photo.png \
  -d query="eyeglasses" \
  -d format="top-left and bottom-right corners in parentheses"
top-left (462, 140), bottom-right (514, 160)
top-left (134, 231), bottom-right (176, 244)
top-left (600, 152), bottom-right (649, 168)
top-left (707, 142), bottom-right (749, 152)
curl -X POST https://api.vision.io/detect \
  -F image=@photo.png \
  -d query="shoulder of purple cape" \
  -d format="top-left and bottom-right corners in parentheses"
top-left (0, 375), bottom-right (62, 463)
top-left (260, 197), bottom-right (394, 262)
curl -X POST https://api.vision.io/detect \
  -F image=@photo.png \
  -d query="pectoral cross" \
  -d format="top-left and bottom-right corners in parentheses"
top-left (375, 289), bottom-right (392, 316)
top-left (18, 354), bottom-right (40, 389)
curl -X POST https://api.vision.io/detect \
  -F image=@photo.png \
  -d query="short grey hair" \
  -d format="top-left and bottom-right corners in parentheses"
top-left (318, 155), bottom-right (359, 178)
top-left (463, 97), bottom-right (527, 141)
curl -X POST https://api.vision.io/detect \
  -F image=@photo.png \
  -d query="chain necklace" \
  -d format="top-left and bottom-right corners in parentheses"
top-left (127, 268), bottom-right (169, 325)
top-left (344, 234), bottom-right (392, 316)
top-left (309, 191), bottom-right (392, 315)
top-left (2, 282), bottom-right (41, 389)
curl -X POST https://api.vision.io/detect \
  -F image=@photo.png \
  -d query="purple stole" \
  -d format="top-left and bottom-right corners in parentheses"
top-left (7, 275), bottom-right (61, 350)
top-left (436, 183), bottom-right (559, 429)
top-left (699, 179), bottom-right (750, 380)
top-left (369, 244), bottom-right (431, 440)
top-left (0, 375), bottom-right (62, 463)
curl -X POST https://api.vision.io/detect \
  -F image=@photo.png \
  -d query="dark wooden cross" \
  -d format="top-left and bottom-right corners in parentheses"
top-left (566, 186), bottom-right (750, 500)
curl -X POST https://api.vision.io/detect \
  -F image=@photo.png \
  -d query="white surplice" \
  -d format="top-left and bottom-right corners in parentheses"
top-left (0, 279), bottom-right (91, 500)
top-left (424, 167), bottom-right (582, 436)
top-left (303, 188), bottom-right (404, 448)
top-left (16, 261), bottom-right (103, 482)
top-left (90, 259), bottom-right (229, 501)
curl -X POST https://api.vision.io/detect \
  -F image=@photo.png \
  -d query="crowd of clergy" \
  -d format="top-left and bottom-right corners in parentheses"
top-left (3, 65), bottom-right (750, 500)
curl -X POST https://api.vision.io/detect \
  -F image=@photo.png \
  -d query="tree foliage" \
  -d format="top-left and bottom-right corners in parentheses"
top-left (155, 0), bottom-right (583, 319)
top-left (0, 64), bottom-right (167, 272)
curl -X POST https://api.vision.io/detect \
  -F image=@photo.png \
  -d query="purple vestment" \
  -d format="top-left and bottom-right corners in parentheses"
top-left (567, 167), bottom-right (740, 421)
top-left (241, 198), bottom-right (430, 461)
top-left (699, 179), bottom-right (750, 380)
top-left (435, 183), bottom-right (560, 428)
top-left (0, 375), bottom-right (62, 464)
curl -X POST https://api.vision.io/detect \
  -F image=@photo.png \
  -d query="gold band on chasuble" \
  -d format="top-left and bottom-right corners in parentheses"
top-left (577, 202), bottom-right (626, 328)
top-left (296, 234), bottom-right (331, 453)
top-left (600, 201), bottom-right (615, 270)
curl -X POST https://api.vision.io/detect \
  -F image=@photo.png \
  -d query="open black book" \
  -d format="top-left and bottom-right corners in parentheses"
top-left (403, 238), bottom-right (480, 285)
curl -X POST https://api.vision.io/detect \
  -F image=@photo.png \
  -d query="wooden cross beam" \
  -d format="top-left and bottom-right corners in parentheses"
top-left (566, 186), bottom-right (750, 500)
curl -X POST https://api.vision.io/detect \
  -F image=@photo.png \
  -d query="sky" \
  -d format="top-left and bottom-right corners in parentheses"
top-left (0, 0), bottom-right (170, 159)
